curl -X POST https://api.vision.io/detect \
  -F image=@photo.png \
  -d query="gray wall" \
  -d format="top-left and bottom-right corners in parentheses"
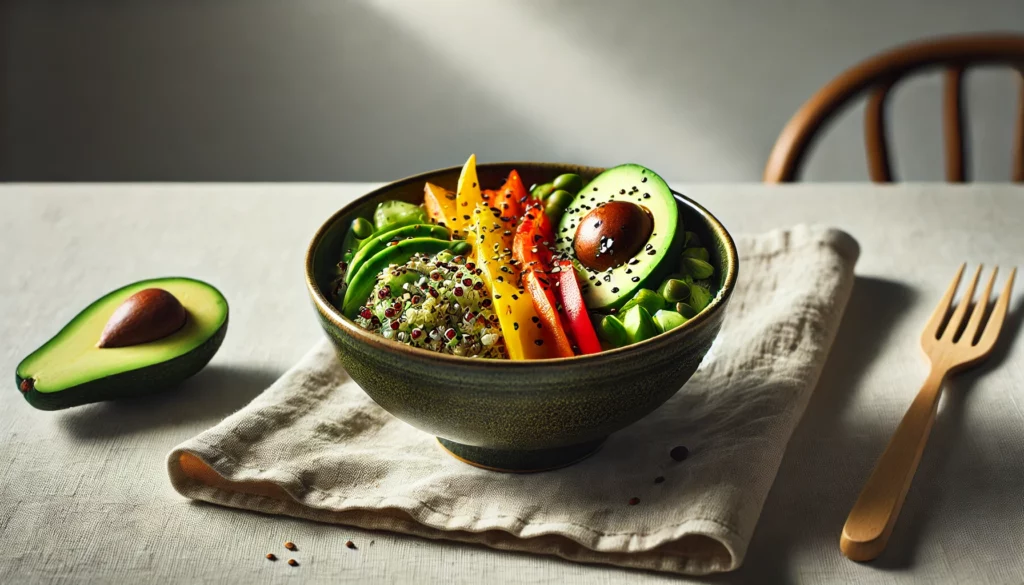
top-left (4, 0), bottom-right (1023, 182)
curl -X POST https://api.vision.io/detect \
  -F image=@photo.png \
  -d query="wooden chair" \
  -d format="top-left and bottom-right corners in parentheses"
top-left (764, 34), bottom-right (1024, 183)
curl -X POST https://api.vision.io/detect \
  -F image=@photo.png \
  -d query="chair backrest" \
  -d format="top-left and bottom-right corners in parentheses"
top-left (764, 34), bottom-right (1024, 183)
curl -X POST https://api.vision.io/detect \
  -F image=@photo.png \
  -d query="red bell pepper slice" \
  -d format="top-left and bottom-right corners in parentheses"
top-left (490, 169), bottom-right (528, 223)
top-left (554, 259), bottom-right (602, 354)
top-left (513, 205), bottom-right (574, 357)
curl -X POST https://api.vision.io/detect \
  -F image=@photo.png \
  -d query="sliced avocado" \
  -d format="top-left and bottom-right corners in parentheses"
top-left (554, 164), bottom-right (681, 309)
top-left (346, 223), bottom-right (449, 284)
top-left (342, 237), bottom-right (460, 317)
top-left (15, 277), bottom-right (228, 410)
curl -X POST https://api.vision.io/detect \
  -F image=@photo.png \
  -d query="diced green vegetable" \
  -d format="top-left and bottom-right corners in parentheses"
top-left (597, 315), bottom-right (628, 348)
top-left (675, 302), bottom-right (698, 319)
top-left (653, 309), bottom-right (687, 333)
top-left (372, 200), bottom-right (428, 232)
top-left (681, 257), bottom-right (715, 280)
top-left (681, 247), bottom-right (709, 262)
top-left (620, 305), bottom-right (658, 345)
top-left (620, 288), bottom-right (665, 315)
top-left (688, 281), bottom-right (713, 311)
top-left (657, 279), bottom-right (690, 303)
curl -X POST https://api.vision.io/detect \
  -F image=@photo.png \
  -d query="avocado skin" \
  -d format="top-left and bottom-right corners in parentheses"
top-left (16, 317), bottom-right (228, 411)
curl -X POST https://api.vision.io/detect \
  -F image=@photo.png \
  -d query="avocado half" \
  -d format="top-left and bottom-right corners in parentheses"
top-left (554, 164), bottom-right (682, 309)
top-left (15, 277), bottom-right (228, 410)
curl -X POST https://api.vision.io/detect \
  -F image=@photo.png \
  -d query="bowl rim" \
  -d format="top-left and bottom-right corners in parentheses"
top-left (305, 162), bottom-right (738, 368)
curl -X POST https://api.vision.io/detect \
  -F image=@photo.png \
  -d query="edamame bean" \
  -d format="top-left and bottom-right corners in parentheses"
top-left (530, 182), bottom-right (555, 200)
top-left (351, 217), bottom-right (374, 239)
top-left (598, 315), bottom-right (628, 348)
top-left (552, 173), bottom-right (583, 193)
top-left (658, 279), bottom-right (690, 303)
top-left (544, 189), bottom-right (575, 220)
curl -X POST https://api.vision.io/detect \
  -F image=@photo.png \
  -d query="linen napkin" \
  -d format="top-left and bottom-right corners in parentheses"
top-left (167, 224), bottom-right (859, 575)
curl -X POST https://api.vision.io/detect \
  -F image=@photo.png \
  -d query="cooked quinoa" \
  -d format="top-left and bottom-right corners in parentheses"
top-left (353, 251), bottom-right (507, 358)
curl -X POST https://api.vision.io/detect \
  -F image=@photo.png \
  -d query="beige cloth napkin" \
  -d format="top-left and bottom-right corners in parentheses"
top-left (167, 224), bottom-right (859, 575)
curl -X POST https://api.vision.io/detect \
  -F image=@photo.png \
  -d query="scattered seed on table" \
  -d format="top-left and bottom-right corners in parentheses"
top-left (287, 559), bottom-right (299, 567)
top-left (284, 541), bottom-right (297, 551)
top-left (654, 476), bottom-right (665, 484)
top-left (670, 446), bottom-right (689, 462)
top-left (265, 553), bottom-right (277, 561)
top-left (628, 497), bottom-right (640, 506)
top-left (346, 540), bottom-right (357, 550)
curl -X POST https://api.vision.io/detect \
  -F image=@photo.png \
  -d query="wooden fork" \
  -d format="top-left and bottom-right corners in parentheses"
top-left (840, 264), bottom-right (1017, 562)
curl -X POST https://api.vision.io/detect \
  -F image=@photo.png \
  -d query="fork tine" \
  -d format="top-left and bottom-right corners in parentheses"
top-left (943, 264), bottom-right (982, 340)
top-left (922, 263), bottom-right (965, 344)
top-left (961, 267), bottom-right (998, 344)
top-left (975, 267), bottom-right (1017, 353)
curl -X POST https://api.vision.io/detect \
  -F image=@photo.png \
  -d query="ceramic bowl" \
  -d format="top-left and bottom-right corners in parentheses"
top-left (305, 163), bottom-right (738, 472)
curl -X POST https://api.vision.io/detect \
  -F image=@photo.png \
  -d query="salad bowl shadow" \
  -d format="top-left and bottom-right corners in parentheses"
top-left (305, 162), bottom-right (738, 472)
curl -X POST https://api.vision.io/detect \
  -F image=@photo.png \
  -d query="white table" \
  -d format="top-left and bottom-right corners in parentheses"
top-left (2, 184), bottom-right (1022, 584)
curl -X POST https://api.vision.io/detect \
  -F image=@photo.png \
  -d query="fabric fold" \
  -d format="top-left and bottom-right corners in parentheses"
top-left (168, 224), bottom-right (859, 575)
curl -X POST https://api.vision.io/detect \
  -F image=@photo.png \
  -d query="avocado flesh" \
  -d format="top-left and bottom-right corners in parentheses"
top-left (16, 277), bottom-right (228, 410)
top-left (554, 164), bottom-right (680, 309)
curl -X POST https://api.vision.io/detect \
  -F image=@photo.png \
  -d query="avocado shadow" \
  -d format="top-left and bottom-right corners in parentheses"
top-left (58, 364), bottom-right (280, 439)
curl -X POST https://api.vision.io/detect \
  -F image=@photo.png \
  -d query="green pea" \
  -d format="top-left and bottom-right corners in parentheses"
top-left (682, 247), bottom-right (709, 262)
top-left (681, 257), bottom-right (714, 280)
top-left (451, 241), bottom-right (472, 256)
top-left (688, 282), bottom-right (712, 311)
top-left (675, 302), bottom-right (698, 319)
top-left (653, 309), bottom-right (687, 333)
top-left (351, 217), bottom-right (374, 240)
top-left (598, 315), bottom-right (628, 348)
top-left (552, 173), bottom-right (583, 194)
top-left (658, 279), bottom-right (690, 303)
top-left (531, 182), bottom-right (555, 200)
top-left (620, 288), bottom-right (665, 315)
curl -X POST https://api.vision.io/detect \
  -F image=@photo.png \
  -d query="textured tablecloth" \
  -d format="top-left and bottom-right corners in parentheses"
top-left (1, 184), bottom-right (1022, 584)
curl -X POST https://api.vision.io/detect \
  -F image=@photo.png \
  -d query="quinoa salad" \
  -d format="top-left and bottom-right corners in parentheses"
top-left (331, 155), bottom-right (719, 360)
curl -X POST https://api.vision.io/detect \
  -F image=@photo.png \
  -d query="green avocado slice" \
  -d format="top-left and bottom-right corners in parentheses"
top-left (345, 223), bottom-right (449, 285)
top-left (342, 237), bottom-right (460, 318)
top-left (15, 277), bottom-right (228, 410)
top-left (554, 164), bottom-right (682, 309)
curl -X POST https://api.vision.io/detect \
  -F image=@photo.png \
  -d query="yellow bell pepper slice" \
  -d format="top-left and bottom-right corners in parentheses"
top-left (470, 204), bottom-right (558, 360)
top-left (453, 154), bottom-right (485, 238)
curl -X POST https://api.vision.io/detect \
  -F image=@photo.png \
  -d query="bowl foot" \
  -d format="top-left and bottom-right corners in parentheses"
top-left (436, 437), bottom-right (605, 473)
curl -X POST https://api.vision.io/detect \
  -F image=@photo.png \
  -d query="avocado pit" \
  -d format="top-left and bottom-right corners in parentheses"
top-left (97, 288), bottom-right (188, 348)
top-left (573, 201), bottom-right (653, 271)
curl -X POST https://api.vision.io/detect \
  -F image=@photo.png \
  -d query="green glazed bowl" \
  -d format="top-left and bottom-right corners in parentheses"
top-left (305, 163), bottom-right (738, 472)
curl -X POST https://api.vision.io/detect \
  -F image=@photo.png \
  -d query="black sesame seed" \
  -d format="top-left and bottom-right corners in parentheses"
top-left (513, 322), bottom-right (519, 330)
top-left (611, 287), bottom-right (619, 293)
top-left (534, 339), bottom-right (543, 346)
top-left (631, 276), bottom-right (640, 282)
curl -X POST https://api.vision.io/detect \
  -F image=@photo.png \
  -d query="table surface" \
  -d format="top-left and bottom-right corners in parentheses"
top-left (2, 183), bottom-right (1022, 584)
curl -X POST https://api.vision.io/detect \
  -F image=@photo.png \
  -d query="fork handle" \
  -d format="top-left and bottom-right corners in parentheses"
top-left (840, 367), bottom-right (947, 561)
